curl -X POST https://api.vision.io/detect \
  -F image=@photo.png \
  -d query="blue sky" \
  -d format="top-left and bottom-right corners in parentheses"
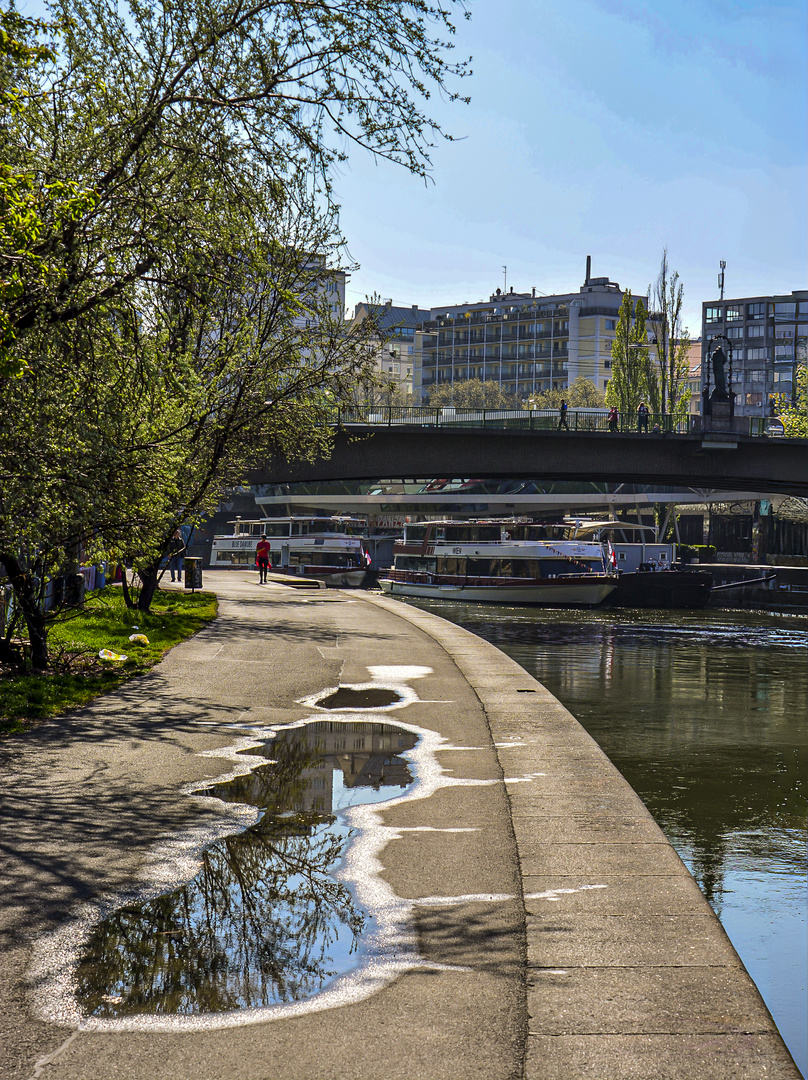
top-left (334, 0), bottom-right (807, 332)
top-left (20, 0), bottom-right (806, 333)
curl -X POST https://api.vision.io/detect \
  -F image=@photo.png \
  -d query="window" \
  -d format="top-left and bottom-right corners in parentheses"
top-left (747, 302), bottom-right (766, 319)
top-left (746, 323), bottom-right (765, 338)
top-left (745, 392), bottom-right (763, 406)
top-left (705, 306), bottom-right (723, 323)
top-left (725, 306), bottom-right (742, 321)
top-left (774, 302), bottom-right (796, 320)
top-left (605, 319), bottom-right (616, 330)
top-left (747, 369), bottom-right (765, 382)
top-left (604, 360), bottom-right (611, 369)
top-left (726, 326), bottom-right (743, 339)
top-left (746, 348), bottom-right (769, 361)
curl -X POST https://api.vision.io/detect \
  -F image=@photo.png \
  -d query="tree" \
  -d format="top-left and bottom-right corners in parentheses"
top-left (775, 364), bottom-right (807, 438)
top-left (1, 0), bottom-right (470, 666)
top-left (0, 9), bottom-right (95, 378)
top-left (528, 376), bottom-right (605, 410)
top-left (426, 379), bottom-right (520, 409)
top-left (1, 213), bottom-right (381, 662)
top-left (647, 250), bottom-right (691, 419)
top-left (605, 292), bottom-right (648, 417)
top-left (4, 0), bottom-right (470, 359)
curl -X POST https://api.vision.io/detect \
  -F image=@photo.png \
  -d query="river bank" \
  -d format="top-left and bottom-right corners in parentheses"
top-left (405, 599), bottom-right (808, 1078)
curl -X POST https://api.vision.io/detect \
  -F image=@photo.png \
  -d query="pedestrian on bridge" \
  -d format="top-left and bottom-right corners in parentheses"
top-left (557, 399), bottom-right (570, 431)
top-left (608, 405), bottom-right (619, 433)
top-left (637, 401), bottom-right (650, 433)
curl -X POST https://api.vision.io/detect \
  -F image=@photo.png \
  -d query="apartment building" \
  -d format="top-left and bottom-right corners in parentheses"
top-left (351, 301), bottom-right (430, 398)
top-left (419, 259), bottom-right (638, 402)
top-left (701, 290), bottom-right (807, 417)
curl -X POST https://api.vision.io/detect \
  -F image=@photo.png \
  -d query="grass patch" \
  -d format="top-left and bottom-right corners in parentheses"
top-left (0, 586), bottom-right (218, 736)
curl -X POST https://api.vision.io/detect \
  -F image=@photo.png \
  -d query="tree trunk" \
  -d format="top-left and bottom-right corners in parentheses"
top-left (118, 566), bottom-right (136, 609)
top-left (0, 552), bottom-right (49, 669)
top-left (136, 561), bottom-right (161, 612)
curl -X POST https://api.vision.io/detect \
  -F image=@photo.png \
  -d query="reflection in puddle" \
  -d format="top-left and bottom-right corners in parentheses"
top-left (75, 721), bottom-right (418, 1018)
top-left (317, 687), bottom-right (403, 710)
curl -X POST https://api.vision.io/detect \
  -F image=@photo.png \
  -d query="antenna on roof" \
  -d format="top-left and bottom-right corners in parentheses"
top-left (718, 260), bottom-right (726, 301)
top-left (502, 265), bottom-right (507, 294)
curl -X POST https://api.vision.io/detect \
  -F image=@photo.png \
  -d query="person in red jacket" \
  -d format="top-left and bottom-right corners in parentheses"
top-left (255, 534), bottom-right (270, 583)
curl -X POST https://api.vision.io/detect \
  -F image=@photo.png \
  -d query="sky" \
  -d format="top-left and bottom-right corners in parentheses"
top-left (19, 0), bottom-right (806, 334)
top-left (332, 0), bottom-right (807, 333)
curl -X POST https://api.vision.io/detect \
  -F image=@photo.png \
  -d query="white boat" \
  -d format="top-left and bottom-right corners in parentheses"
top-left (210, 516), bottom-right (371, 586)
top-left (378, 520), bottom-right (617, 606)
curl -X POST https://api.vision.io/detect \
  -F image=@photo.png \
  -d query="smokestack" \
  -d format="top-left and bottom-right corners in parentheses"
top-left (585, 255), bottom-right (591, 284)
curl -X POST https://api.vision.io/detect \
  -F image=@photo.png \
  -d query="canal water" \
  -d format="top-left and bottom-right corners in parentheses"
top-left (408, 600), bottom-right (808, 1078)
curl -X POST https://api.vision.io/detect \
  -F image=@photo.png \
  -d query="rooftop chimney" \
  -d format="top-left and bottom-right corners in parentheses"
top-left (585, 255), bottom-right (591, 285)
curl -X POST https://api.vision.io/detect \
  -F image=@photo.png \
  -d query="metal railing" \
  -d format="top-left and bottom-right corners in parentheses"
top-left (335, 407), bottom-right (792, 437)
top-left (336, 407), bottom-right (691, 434)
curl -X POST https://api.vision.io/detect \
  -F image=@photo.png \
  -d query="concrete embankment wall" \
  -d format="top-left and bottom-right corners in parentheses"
top-left (362, 592), bottom-right (802, 1080)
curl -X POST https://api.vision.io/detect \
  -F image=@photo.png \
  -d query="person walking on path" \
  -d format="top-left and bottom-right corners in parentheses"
top-left (557, 399), bottom-right (570, 431)
top-left (256, 534), bottom-right (270, 583)
top-left (608, 405), bottom-right (619, 433)
top-left (637, 401), bottom-right (650, 433)
top-left (168, 530), bottom-right (186, 582)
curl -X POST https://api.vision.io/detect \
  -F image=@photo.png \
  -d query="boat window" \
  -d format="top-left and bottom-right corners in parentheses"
top-left (466, 559), bottom-right (492, 576)
top-left (437, 557), bottom-right (464, 575)
top-left (445, 526), bottom-right (471, 542)
top-left (399, 556), bottom-right (436, 572)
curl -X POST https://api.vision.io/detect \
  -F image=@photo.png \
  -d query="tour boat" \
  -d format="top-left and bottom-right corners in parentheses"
top-left (379, 520), bottom-right (618, 606)
top-left (564, 519), bottom-right (713, 609)
top-left (210, 516), bottom-right (372, 586)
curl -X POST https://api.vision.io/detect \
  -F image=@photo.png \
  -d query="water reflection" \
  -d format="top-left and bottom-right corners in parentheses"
top-left (76, 721), bottom-right (418, 1018)
top-left (407, 601), bottom-right (807, 1077)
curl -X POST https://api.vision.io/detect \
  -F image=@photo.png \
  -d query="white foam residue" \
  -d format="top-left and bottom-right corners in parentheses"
top-left (524, 885), bottom-right (608, 901)
top-left (366, 665), bottom-right (432, 681)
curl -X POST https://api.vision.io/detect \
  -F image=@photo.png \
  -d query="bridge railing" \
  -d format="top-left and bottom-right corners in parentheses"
top-left (335, 406), bottom-right (701, 434)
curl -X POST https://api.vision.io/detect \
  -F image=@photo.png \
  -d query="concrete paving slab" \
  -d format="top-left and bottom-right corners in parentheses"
top-left (522, 875), bottom-right (710, 916)
top-left (525, 1032), bottom-right (800, 1079)
top-left (526, 913), bottom-right (743, 968)
top-left (527, 965), bottom-right (780, 1035)
top-left (517, 841), bottom-right (687, 877)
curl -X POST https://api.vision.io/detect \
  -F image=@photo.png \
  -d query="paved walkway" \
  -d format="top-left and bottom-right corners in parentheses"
top-left (0, 572), bottom-right (799, 1079)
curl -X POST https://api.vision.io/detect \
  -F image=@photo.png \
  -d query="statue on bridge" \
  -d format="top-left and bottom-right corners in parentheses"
top-left (705, 337), bottom-right (735, 428)
top-left (711, 345), bottom-right (729, 397)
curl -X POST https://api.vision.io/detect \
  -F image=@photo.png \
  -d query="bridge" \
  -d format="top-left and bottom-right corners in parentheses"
top-left (254, 413), bottom-right (808, 497)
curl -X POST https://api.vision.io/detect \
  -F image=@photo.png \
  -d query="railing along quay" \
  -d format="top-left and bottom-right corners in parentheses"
top-left (335, 406), bottom-right (786, 437)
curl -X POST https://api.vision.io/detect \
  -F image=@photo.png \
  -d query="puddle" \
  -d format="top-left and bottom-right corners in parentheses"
top-left (317, 687), bottom-right (403, 710)
top-left (74, 721), bottom-right (418, 1018)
